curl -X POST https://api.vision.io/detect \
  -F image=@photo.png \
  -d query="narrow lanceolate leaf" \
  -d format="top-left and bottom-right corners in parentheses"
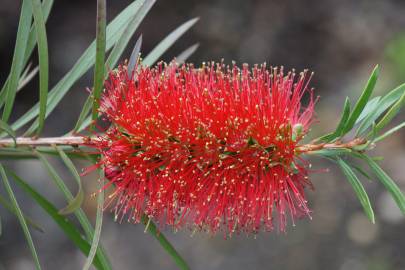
top-left (357, 82), bottom-right (405, 137)
top-left (127, 35), bottom-right (143, 77)
top-left (0, 165), bottom-right (42, 270)
top-left (337, 159), bottom-right (375, 223)
top-left (93, 0), bottom-right (154, 124)
top-left (143, 17), bottom-right (199, 66)
top-left (320, 97), bottom-right (351, 142)
top-left (24, 0), bottom-right (54, 67)
top-left (0, 194), bottom-right (44, 232)
top-left (105, 0), bottom-right (155, 68)
top-left (175, 43), bottom-right (200, 65)
top-left (308, 148), bottom-right (352, 157)
top-left (2, 0), bottom-right (33, 122)
top-left (356, 96), bottom-right (381, 135)
top-left (0, 0), bottom-right (53, 108)
top-left (72, 93), bottom-right (94, 133)
top-left (74, 115), bottom-right (93, 134)
top-left (0, 120), bottom-right (16, 146)
top-left (36, 151), bottom-right (111, 269)
top-left (141, 214), bottom-right (190, 270)
top-left (361, 154), bottom-right (405, 214)
top-left (341, 65), bottom-right (379, 135)
top-left (356, 96), bottom-right (381, 125)
top-left (19, 62), bottom-right (33, 84)
top-left (91, 0), bottom-right (107, 125)
top-left (54, 146), bottom-right (84, 215)
top-left (373, 91), bottom-right (405, 135)
top-left (82, 173), bottom-right (104, 270)
top-left (36, 150), bottom-right (79, 200)
top-left (74, 0), bottom-right (154, 133)
top-left (5, 0), bottom-right (148, 136)
top-left (7, 169), bottom-right (106, 270)
top-left (334, 98), bottom-right (351, 137)
top-left (373, 121), bottom-right (405, 143)
top-left (0, 64), bottom-right (38, 109)
top-left (351, 165), bottom-right (372, 181)
top-left (31, 0), bottom-right (49, 136)
top-left (18, 65), bottom-right (39, 91)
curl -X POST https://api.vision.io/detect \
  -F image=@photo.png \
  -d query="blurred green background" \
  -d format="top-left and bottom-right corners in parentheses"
top-left (0, 0), bottom-right (404, 269)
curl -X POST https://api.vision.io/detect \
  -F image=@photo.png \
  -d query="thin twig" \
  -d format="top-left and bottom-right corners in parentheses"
top-left (0, 136), bottom-right (88, 147)
top-left (296, 138), bottom-right (368, 153)
top-left (0, 136), bottom-right (369, 154)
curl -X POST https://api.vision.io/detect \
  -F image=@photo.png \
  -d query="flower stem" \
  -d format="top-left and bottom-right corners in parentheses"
top-left (0, 136), bottom-right (86, 147)
top-left (295, 137), bottom-right (368, 153)
top-left (0, 136), bottom-right (369, 154)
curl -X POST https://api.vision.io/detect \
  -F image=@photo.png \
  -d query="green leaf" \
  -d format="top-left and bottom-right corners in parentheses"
top-left (6, 169), bottom-right (106, 270)
top-left (355, 96), bottom-right (381, 135)
top-left (31, 0), bottom-right (49, 136)
top-left (142, 214), bottom-right (190, 270)
top-left (73, 0), bottom-right (155, 134)
top-left (0, 0), bottom-right (53, 109)
top-left (72, 94), bottom-right (94, 133)
top-left (5, 0), bottom-right (148, 136)
top-left (337, 158), bottom-right (375, 223)
top-left (127, 35), bottom-right (143, 76)
top-left (361, 154), bottom-right (405, 214)
top-left (317, 98), bottom-right (351, 142)
top-left (315, 132), bottom-right (334, 142)
top-left (24, 0), bottom-right (54, 68)
top-left (19, 63), bottom-right (34, 85)
top-left (341, 65), bottom-right (379, 135)
top-left (0, 193), bottom-right (44, 232)
top-left (351, 165), bottom-right (372, 181)
top-left (91, 0), bottom-right (107, 125)
top-left (0, 119), bottom-right (16, 146)
top-left (330, 97), bottom-right (351, 140)
top-left (74, 115), bottom-right (93, 134)
top-left (54, 146), bottom-right (84, 215)
top-left (0, 164), bottom-right (42, 270)
top-left (143, 17), bottom-right (199, 66)
top-left (357, 82), bottom-right (405, 136)
top-left (373, 91), bottom-right (405, 135)
top-left (2, 0), bottom-right (33, 122)
top-left (0, 146), bottom-right (93, 160)
top-left (373, 121), bottom-right (405, 143)
top-left (82, 172), bottom-right (104, 270)
top-left (304, 148), bottom-right (352, 157)
top-left (105, 0), bottom-right (155, 69)
top-left (36, 151), bottom-right (111, 269)
top-left (355, 96), bottom-right (381, 125)
top-left (18, 65), bottom-right (39, 91)
top-left (175, 43), bottom-right (199, 65)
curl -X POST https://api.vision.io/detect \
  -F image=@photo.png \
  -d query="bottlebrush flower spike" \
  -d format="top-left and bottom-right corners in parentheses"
top-left (90, 61), bottom-right (317, 235)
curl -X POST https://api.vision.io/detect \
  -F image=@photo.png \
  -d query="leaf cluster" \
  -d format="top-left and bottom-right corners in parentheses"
top-left (0, 1), bottom-right (196, 269)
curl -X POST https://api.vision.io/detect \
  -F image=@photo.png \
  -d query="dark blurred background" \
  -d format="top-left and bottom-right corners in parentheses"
top-left (1, 0), bottom-right (405, 269)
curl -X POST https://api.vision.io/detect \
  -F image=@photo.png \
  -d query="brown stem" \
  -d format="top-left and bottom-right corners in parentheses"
top-left (0, 136), bottom-right (369, 153)
top-left (295, 137), bottom-right (368, 153)
top-left (0, 136), bottom-right (88, 147)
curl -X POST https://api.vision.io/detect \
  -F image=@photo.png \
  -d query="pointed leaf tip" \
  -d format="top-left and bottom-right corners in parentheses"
top-left (128, 34), bottom-right (143, 77)
top-left (337, 158), bottom-right (375, 223)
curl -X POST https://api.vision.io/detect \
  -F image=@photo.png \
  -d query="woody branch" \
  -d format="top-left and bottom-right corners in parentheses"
top-left (0, 136), bottom-right (369, 153)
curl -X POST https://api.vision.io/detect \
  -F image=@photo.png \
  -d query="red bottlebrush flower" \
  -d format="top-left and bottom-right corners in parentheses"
top-left (90, 61), bottom-right (317, 235)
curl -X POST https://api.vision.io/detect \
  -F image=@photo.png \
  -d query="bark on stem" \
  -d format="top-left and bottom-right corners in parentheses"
top-left (295, 137), bottom-right (368, 153)
top-left (0, 136), bottom-right (368, 153)
top-left (0, 136), bottom-right (87, 147)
